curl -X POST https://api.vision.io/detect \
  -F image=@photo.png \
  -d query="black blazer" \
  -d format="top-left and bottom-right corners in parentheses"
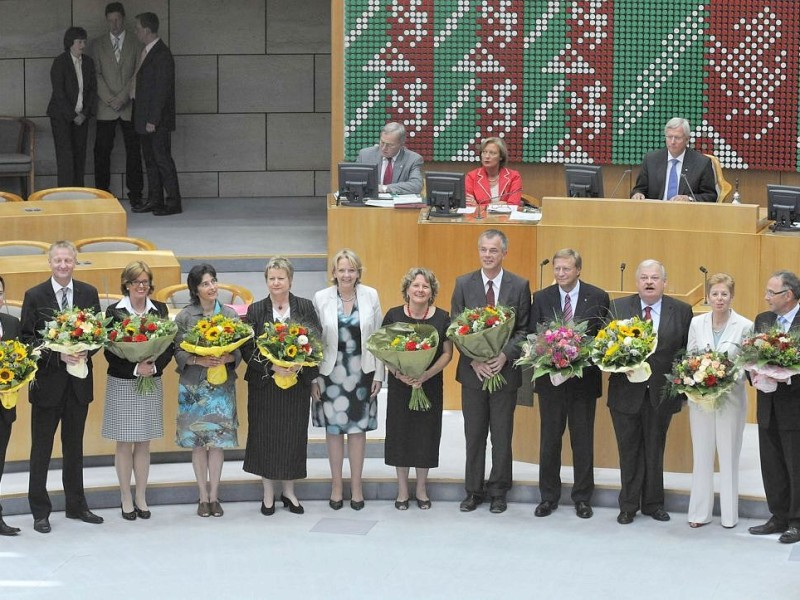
top-left (0, 313), bottom-right (21, 425)
top-left (243, 293), bottom-right (322, 387)
top-left (21, 279), bottom-right (101, 407)
top-left (46, 51), bottom-right (96, 122)
top-left (530, 281), bottom-right (610, 398)
top-left (133, 39), bottom-right (175, 134)
top-left (631, 147), bottom-right (717, 202)
top-left (753, 310), bottom-right (800, 430)
top-left (103, 299), bottom-right (174, 379)
top-left (606, 294), bottom-right (692, 414)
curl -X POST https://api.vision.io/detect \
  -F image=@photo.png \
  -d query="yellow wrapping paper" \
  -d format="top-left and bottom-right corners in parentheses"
top-left (257, 346), bottom-right (319, 389)
top-left (180, 335), bottom-right (252, 385)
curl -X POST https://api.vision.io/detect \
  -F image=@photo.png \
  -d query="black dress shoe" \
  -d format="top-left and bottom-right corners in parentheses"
top-left (459, 494), bottom-right (484, 512)
top-left (0, 517), bottom-right (20, 536)
top-left (260, 501), bottom-right (275, 516)
top-left (329, 499), bottom-right (343, 510)
top-left (575, 501), bottom-right (593, 519)
top-left (65, 509), bottom-right (104, 524)
top-left (416, 498), bottom-right (432, 510)
top-left (489, 496), bottom-right (507, 514)
top-left (280, 495), bottom-right (304, 515)
top-left (617, 511), bottom-right (635, 525)
top-left (534, 500), bottom-right (558, 517)
top-left (394, 499), bottom-right (409, 511)
top-left (153, 205), bottom-right (182, 216)
top-left (749, 517), bottom-right (789, 535)
top-left (647, 508), bottom-right (671, 522)
top-left (779, 527), bottom-right (800, 544)
top-left (350, 499), bottom-right (365, 511)
top-left (121, 506), bottom-right (137, 521)
top-left (134, 505), bottom-right (151, 520)
top-left (33, 517), bottom-right (51, 533)
top-left (131, 202), bottom-right (154, 213)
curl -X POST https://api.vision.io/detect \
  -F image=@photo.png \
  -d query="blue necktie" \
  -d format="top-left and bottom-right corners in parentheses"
top-left (666, 159), bottom-right (679, 200)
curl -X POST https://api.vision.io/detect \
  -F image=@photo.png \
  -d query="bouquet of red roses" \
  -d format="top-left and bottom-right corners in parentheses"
top-left (107, 314), bottom-right (177, 394)
top-left (40, 307), bottom-right (109, 378)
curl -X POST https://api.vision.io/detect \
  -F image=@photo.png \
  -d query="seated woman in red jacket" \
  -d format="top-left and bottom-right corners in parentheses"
top-left (465, 137), bottom-right (522, 206)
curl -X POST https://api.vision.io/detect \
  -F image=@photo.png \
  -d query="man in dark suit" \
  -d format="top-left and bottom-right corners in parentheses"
top-left (608, 259), bottom-right (692, 524)
top-left (631, 118), bottom-right (717, 203)
top-left (22, 241), bottom-right (104, 534)
top-left (357, 122), bottom-right (423, 195)
top-left (132, 12), bottom-right (182, 216)
top-left (451, 229), bottom-right (531, 514)
top-left (47, 27), bottom-right (97, 187)
top-left (0, 275), bottom-right (21, 536)
top-left (530, 249), bottom-right (610, 519)
top-left (748, 270), bottom-right (800, 544)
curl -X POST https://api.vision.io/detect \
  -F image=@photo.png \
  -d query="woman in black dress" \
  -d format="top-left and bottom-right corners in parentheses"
top-left (243, 257), bottom-right (321, 516)
top-left (383, 267), bottom-right (452, 510)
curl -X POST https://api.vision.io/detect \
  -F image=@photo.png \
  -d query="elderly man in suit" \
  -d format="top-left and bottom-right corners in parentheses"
top-left (452, 229), bottom-right (531, 514)
top-left (631, 118), bottom-right (717, 203)
top-left (22, 241), bottom-right (103, 534)
top-left (0, 275), bottom-right (21, 536)
top-left (132, 12), bottom-right (182, 216)
top-left (530, 249), bottom-right (610, 519)
top-left (748, 270), bottom-right (800, 544)
top-left (357, 122), bottom-right (423, 195)
top-left (90, 2), bottom-right (143, 204)
top-left (609, 259), bottom-right (692, 525)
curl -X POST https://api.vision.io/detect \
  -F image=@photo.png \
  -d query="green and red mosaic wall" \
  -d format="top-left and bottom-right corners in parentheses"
top-left (342, 0), bottom-right (800, 171)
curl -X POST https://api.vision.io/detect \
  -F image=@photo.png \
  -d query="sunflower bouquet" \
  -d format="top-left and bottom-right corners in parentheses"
top-left (591, 316), bottom-right (657, 383)
top-left (179, 314), bottom-right (253, 385)
top-left (738, 327), bottom-right (800, 393)
top-left (256, 321), bottom-right (323, 389)
top-left (515, 318), bottom-right (592, 386)
top-left (0, 339), bottom-right (40, 409)
top-left (40, 307), bottom-right (109, 378)
top-left (367, 322), bottom-right (439, 410)
top-left (446, 304), bottom-right (516, 392)
top-left (107, 314), bottom-right (177, 394)
top-left (662, 349), bottom-right (739, 411)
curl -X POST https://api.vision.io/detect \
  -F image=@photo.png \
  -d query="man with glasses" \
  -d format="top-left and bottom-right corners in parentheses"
top-left (357, 122), bottom-right (423, 195)
top-left (748, 271), bottom-right (800, 544)
top-left (631, 118), bottom-right (717, 202)
top-left (607, 259), bottom-right (692, 525)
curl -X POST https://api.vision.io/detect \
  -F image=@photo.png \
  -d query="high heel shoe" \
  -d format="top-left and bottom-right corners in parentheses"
top-left (134, 505), bottom-right (151, 520)
top-left (394, 499), bottom-right (409, 511)
top-left (280, 494), bottom-right (304, 514)
top-left (350, 499), bottom-right (365, 511)
top-left (416, 498), bottom-right (432, 510)
top-left (121, 505), bottom-right (137, 521)
top-left (260, 501), bottom-right (275, 516)
top-left (329, 499), bottom-right (343, 510)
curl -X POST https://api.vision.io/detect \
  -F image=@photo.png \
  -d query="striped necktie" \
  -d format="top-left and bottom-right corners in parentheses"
top-left (563, 293), bottom-right (573, 322)
top-left (61, 287), bottom-right (69, 310)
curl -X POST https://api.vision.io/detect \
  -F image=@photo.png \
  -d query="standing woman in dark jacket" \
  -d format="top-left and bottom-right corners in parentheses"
top-left (0, 275), bottom-right (21, 535)
top-left (102, 261), bottom-right (173, 520)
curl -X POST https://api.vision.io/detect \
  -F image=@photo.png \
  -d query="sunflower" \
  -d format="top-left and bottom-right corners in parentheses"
top-left (204, 327), bottom-right (221, 341)
top-left (0, 368), bottom-right (14, 383)
top-left (289, 325), bottom-right (299, 336)
top-left (12, 345), bottom-right (27, 360)
top-left (604, 343), bottom-right (619, 359)
top-left (285, 345), bottom-right (298, 358)
top-left (197, 319), bottom-right (211, 331)
top-left (125, 325), bottom-right (138, 337)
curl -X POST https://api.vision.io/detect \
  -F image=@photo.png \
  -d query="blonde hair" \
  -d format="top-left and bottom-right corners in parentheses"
top-left (265, 256), bottom-right (294, 282)
top-left (330, 248), bottom-right (363, 285)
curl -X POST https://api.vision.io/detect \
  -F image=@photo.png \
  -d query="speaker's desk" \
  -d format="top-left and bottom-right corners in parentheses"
top-left (0, 198), bottom-right (126, 242)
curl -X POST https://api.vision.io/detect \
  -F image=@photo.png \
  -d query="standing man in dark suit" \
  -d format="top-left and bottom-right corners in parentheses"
top-left (47, 27), bottom-right (97, 187)
top-left (609, 259), bottom-right (692, 525)
top-left (22, 241), bottom-right (104, 534)
top-left (0, 275), bottom-right (21, 536)
top-left (451, 229), bottom-right (531, 514)
top-left (748, 270), bottom-right (800, 544)
top-left (357, 122), bottom-right (424, 195)
top-left (91, 2), bottom-right (144, 204)
top-left (132, 12), bottom-right (182, 216)
top-left (530, 249), bottom-right (610, 519)
top-left (631, 118), bottom-right (717, 202)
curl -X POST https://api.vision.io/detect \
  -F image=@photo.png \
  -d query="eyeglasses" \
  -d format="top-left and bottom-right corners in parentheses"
top-left (765, 289), bottom-right (790, 298)
top-left (128, 279), bottom-right (150, 288)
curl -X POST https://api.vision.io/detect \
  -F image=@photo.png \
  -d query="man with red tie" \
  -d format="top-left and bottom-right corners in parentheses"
top-left (357, 122), bottom-right (423, 195)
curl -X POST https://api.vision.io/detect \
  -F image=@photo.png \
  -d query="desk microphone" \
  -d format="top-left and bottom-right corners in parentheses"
top-left (681, 170), bottom-right (699, 203)
top-left (620, 262), bottom-right (626, 291)
top-left (609, 169), bottom-right (632, 199)
top-left (539, 258), bottom-right (550, 290)
top-left (699, 266), bottom-right (709, 304)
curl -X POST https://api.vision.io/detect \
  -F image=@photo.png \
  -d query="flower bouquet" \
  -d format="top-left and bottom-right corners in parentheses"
top-left (0, 339), bottom-right (40, 409)
top-left (367, 322), bottom-right (439, 410)
top-left (107, 314), bottom-right (177, 394)
top-left (40, 307), bottom-right (109, 378)
top-left (256, 321), bottom-right (323, 389)
top-left (591, 316), bottom-right (657, 383)
top-left (179, 314), bottom-right (253, 385)
top-left (446, 304), bottom-right (516, 393)
top-left (515, 318), bottom-right (592, 386)
top-left (662, 349), bottom-right (739, 411)
top-left (738, 327), bottom-right (800, 393)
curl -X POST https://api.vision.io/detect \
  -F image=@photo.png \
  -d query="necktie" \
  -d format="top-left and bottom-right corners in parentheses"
top-left (666, 158), bottom-right (679, 200)
top-left (486, 280), bottom-right (495, 306)
top-left (778, 316), bottom-right (789, 332)
top-left (383, 157), bottom-right (393, 186)
top-left (562, 293), bottom-right (573, 322)
top-left (113, 36), bottom-right (121, 63)
top-left (643, 305), bottom-right (652, 322)
top-left (60, 287), bottom-right (69, 310)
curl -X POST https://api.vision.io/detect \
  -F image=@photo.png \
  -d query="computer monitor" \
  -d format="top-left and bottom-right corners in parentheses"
top-left (767, 184), bottom-right (800, 232)
top-left (425, 171), bottom-right (465, 217)
top-left (338, 162), bottom-right (379, 204)
top-left (564, 164), bottom-right (604, 198)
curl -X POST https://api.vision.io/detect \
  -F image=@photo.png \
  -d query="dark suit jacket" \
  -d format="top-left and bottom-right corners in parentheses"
top-left (103, 299), bottom-right (173, 379)
top-left (530, 281), bottom-right (610, 399)
top-left (357, 145), bottom-right (424, 195)
top-left (243, 293), bottom-right (321, 387)
top-left (21, 280), bottom-right (101, 407)
top-left (754, 311), bottom-right (800, 430)
top-left (47, 51), bottom-right (97, 122)
top-left (607, 294), bottom-right (692, 414)
top-left (631, 147), bottom-right (717, 202)
top-left (0, 313), bottom-right (21, 425)
top-left (133, 39), bottom-right (175, 134)
top-left (451, 269), bottom-right (531, 392)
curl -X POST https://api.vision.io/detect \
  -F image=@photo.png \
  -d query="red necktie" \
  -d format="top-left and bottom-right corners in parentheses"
top-left (486, 280), bottom-right (495, 306)
top-left (643, 305), bottom-right (652, 321)
top-left (383, 157), bottom-right (393, 185)
top-left (563, 293), bottom-right (573, 322)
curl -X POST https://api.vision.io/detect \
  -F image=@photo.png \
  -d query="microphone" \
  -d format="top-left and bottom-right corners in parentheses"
top-left (609, 169), bottom-right (632, 199)
top-left (539, 259), bottom-right (550, 290)
top-left (681, 170), bottom-right (698, 203)
top-left (699, 266), bottom-right (708, 304)
top-left (619, 262), bottom-right (626, 291)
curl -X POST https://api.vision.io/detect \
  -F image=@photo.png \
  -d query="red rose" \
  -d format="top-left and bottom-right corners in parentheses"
top-left (147, 322), bottom-right (157, 332)
top-left (468, 313), bottom-right (479, 321)
top-left (122, 336), bottom-right (133, 342)
top-left (405, 341), bottom-right (417, 351)
top-left (458, 325), bottom-right (470, 335)
top-left (109, 330), bottom-right (118, 341)
top-left (421, 342), bottom-right (431, 350)
top-left (134, 334), bottom-right (148, 342)
top-left (71, 327), bottom-right (84, 337)
top-left (298, 327), bottom-right (307, 335)
top-left (485, 316), bottom-right (498, 326)
top-left (705, 374), bottom-right (717, 386)
top-left (122, 318), bottom-right (131, 327)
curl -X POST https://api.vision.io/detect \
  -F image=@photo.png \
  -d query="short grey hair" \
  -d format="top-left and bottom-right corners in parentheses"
top-left (635, 259), bottom-right (667, 280)
top-left (664, 118), bottom-right (691, 138)
top-left (478, 229), bottom-right (508, 252)
top-left (772, 270), bottom-right (800, 300)
top-left (381, 122), bottom-right (406, 144)
top-left (49, 240), bottom-right (77, 259)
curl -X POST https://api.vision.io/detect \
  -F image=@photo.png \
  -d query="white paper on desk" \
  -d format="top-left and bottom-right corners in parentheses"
top-left (509, 209), bottom-right (542, 222)
top-left (364, 198), bottom-right (395, 208)
top-left (456, 207), bottom-right (476, 214)
top-left (392, 194), bottom-right (424, 205)
top-left (487, 204), bottom-right (513, 213)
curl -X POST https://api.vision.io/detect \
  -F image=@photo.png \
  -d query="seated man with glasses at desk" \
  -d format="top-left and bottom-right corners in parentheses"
top-left (357, 122), bottom-right (423, 195)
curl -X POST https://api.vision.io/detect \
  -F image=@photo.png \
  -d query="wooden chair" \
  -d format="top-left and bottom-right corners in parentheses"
top-left (0, 117), bottom-right (35, 197)
top-left (0, 191), bottom-right (24, 202)
top-left (0, 240), bottom-right (51, 256)
top-left (74, 236), bottom-right (157, 252)
top-left (153, 283), bottom-right (254, 310)
top-left (705, 154), bottom-right (733, 203)
top-left (28, 187), bottom-right (116, 201)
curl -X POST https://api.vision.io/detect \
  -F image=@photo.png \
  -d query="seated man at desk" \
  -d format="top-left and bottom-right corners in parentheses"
top-left (357, 122), bottom-right (423, 195)
top-left (631, 118), bottom-right (717, 203)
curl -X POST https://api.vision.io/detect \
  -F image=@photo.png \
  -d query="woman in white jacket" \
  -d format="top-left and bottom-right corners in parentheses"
top-left (687, 273), bottom-right (753, 528)
top-left (312, 249), bottom-right (384, 510)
